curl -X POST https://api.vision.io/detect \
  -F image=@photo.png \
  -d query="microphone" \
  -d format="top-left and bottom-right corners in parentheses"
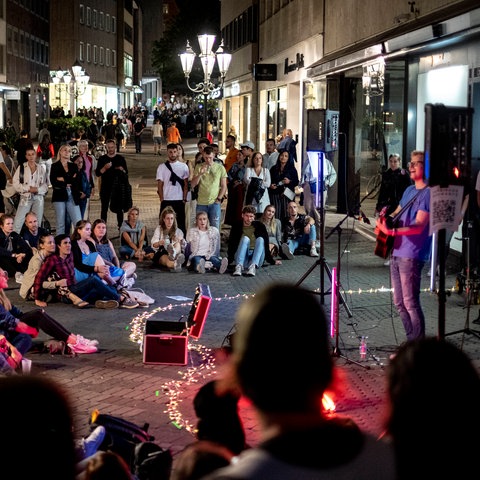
top-left (360, 210), bottom-right (371, 225)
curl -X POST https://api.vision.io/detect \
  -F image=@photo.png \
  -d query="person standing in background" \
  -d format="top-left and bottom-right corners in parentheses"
top-left (152, 118), bottom-right (164, 155)
top-left (166, 121), bottom-right (182, 145)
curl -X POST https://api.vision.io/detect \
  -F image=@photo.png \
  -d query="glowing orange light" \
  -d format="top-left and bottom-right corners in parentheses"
top-left (322, 393), bottom-right (336, 413)
top-left (453, 166), bottom-right (460, 178)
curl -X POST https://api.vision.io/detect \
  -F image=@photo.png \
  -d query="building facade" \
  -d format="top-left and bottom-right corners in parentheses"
top-left (220, 0), bottom-right (480, 255)
top-left (1, 0), bottom-right (50, 137)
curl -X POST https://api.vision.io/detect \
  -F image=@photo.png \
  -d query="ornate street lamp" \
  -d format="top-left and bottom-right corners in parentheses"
top-left (50, 60), bottom-right (90, 115)
top-left (179, 34), bottom-right (231, 137)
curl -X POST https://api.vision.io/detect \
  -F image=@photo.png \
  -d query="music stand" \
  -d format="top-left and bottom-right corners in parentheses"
top-left (295, 150), bottom-right (352, 318)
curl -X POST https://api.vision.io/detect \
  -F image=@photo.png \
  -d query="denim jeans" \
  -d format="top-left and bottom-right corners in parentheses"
top-left (287, 225), bottom-right (316, 253)
top-left (13, 194), bottom-right (45, 233)
top-left (196, 202), bottom-right (221, 231)
top-left (69, 276), bottom-right (119, 303)
top-left (53, 188), bottom-right (82, 235)
top-left (390, 255), bottom-right (426, 340)
top-left (190, 255), bottom-right (222, 271)
top-left (235, 236), bottom-right (265, 268)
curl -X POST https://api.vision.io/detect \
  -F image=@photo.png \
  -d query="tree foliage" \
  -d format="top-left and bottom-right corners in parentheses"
top-left (151, 0), bottom-right (221, 94)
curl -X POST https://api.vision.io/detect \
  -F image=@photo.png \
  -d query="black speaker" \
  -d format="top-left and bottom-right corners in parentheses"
top-left (424, 103), bottom-right (473, 187)
top-left (306, 109), bottom-right (339, 152)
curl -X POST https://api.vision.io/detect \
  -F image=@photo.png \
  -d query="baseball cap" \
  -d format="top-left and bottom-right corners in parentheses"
top-left (240, 141), bottom-right (255, 150)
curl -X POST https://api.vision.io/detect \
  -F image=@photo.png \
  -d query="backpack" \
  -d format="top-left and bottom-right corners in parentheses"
top-left (41, 145), bottom-right (51, 160)
top-left (89, 410), bottom-right (154, 471)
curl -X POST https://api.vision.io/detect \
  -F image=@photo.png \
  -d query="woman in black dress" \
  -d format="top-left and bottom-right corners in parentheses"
top-left (268, 149), bottom-right (299, 221)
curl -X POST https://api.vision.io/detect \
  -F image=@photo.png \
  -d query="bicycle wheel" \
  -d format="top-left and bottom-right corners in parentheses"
top-left (365, 173), bottom-right (382, 199)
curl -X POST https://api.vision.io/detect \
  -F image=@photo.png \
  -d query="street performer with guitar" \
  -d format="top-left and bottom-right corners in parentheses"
top-left (375, 150), bottom-right (431, 343)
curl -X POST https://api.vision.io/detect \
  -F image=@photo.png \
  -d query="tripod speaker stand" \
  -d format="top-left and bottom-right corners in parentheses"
top-left (295, 151), bottom-right (352, 318)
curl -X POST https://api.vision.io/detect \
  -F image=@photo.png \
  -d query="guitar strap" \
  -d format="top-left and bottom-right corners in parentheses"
top-left (389, 187), bottom-right (427, 227)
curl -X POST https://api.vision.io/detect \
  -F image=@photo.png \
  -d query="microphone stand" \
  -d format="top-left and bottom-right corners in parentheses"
top-left (327, 214), bottom-right (370, 369)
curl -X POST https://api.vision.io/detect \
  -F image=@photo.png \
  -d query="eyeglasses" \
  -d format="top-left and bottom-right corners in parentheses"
top-left (407, 161), bottom-right (424, 168)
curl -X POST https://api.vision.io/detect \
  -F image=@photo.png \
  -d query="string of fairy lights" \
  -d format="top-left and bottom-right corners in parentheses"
top-left (127, 285), bottom-right (456, 433)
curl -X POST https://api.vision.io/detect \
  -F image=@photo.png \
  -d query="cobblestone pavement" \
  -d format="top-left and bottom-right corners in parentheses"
top-left (9, 125), bottom-right (480, 462)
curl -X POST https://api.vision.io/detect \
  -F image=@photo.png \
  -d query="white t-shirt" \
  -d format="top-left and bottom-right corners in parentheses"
top-left (156, 161), bottom-right (189, 201)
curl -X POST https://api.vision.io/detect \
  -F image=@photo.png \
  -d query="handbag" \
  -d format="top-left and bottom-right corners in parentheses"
top-left (127, 288), bottom-right (155, 306)
top-left (246, 176), bottom-right (266, 204)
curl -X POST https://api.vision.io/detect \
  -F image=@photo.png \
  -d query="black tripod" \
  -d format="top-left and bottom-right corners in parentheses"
top-left (295, 151), bottom-right (352, 318)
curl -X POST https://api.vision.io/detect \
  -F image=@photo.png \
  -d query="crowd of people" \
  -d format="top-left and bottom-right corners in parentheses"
top-left (2, 113), bottom-right (480, 479)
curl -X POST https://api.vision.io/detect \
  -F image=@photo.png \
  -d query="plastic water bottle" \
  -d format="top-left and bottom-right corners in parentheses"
top-left (359, 336), bottom-right (367, 360)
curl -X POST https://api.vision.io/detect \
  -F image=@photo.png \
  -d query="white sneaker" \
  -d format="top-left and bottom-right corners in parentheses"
top-left (281, 243), bottom-right (294, 260)
top-left (15, 272), bottom-right (24, 284)
top-left (196, 258), bottom-right (206, 274)
top-left (171, 253), bottom-right (185, 272)
top-left (233, 264), bottom-right (243, 276)
top-left (246, 264), bottom-right (256, 277)
top-left (310, 246), bottom-right (319, 257)
top-left (76, 335), bottom-right (99, 347)
top-left (219, 257), bottom-right (228, 274)
top-left (384, 260), bottom-right (391, 267)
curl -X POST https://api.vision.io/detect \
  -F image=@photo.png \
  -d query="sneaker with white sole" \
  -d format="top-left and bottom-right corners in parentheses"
top-left (281, 243), bottom-right (294, 260)
top-left (246, 264), bottom-right (256, 276)
top-left (233, 264), bottom-right (243, 276)
top-left (120, 296), bottom-right (139, 309)
top-left (15, 272), bottom-right (24, 284)
top-left (75, 335), bottom-right (99, 347)
top-left (310, 246), bottom-right (319, 257)
top-left (196, 258), bottom-right (206, 273)
top-left (219, 257), bottom-right (228, 274)
top-left (95, 299), bottom-right (119, 309)
top-left (68, 341), bottom-right (98, 354)
top-left (171, 253), bottom-right (185, 272)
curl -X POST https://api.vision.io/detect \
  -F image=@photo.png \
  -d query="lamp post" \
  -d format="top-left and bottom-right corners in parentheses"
top-left (50, 60), bottom-right (90, 115)
top-left (179, 34), bottom-right (231, 137)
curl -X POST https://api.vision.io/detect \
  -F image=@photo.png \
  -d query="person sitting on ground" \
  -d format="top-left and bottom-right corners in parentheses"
top-left (185, 211), bottom-right (229, 274)
top-left (33, 234), bottom-right (134, 309)
top-left (259, 204), bottom-right (283, 258)
top-left (227, 205), bottom-right (281, 277)
top-left (20, 233), bottom-right (89, 309)
top-left (280, 201), bottom-right (318, 259)
top-left (82, 451), bottom-right (132, 480)
top-left (119, 206), bottom-right (154, 261)
top-left (171, 441), bottom-right (234, 480)
top-left (384, 337), bottom-right (480, 480)
top-left (0, 213), bottom-right (32, 283)
top-left (1, 266), bottom-right (97, 355)
top-left (91, 218), bottom-right (136, 289)
top-left (150, 206), bottom-right (185, 272)
top-left (204, 284), bottom-right (396, 479)
top-left (71, 220), bottom-right (125, 290)
top-left (20, 211), bottom-right (48, 251)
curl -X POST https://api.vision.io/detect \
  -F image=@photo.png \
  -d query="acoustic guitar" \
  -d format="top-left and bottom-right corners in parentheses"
top-left (374, 206), bottom-right (394, 259)
top-left (373, 187), bottom-right (427, 259)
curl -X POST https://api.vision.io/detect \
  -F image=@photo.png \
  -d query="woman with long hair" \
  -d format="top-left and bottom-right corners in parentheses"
top-left (150, 206), bottom-right (185, 272)
top-left (244, 151), bottom-right (271, 215)
top-left (91, 218), bottom-right (136, 288)
top-left (259, 204), bottom-right (283, 258)
top-left (50, 144), bottom-right (82, 235)
top-left (186, 211), bottom-right (228, 274)
top-left (268, 149), bottom-right (299, 220)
